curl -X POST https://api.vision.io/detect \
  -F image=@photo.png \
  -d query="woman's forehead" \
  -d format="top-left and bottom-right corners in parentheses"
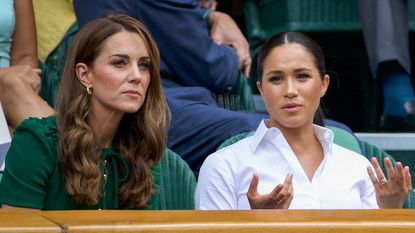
top-left (264, 43), bottom-right (316, 69)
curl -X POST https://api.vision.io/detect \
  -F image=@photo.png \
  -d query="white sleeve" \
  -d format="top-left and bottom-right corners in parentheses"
top-left (361, 162), bottom-right (379, 209)
top-left (195, 152), bottom-right (238, 210)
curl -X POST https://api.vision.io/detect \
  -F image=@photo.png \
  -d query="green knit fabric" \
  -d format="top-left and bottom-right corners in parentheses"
top-left (157, 149), bottom-right (196, 210)
top-left (213, 72), bottom-right (256, 112)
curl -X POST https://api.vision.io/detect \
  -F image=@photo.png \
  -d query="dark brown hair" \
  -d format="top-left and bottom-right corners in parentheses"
top-left (56, 13), bottom-right (169, 208)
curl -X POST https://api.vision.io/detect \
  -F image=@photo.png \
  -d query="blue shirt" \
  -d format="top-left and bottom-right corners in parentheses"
top-left (0, 0), bottom-right (15, 67)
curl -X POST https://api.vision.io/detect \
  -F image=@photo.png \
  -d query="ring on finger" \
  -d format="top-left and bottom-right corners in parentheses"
top-left (379, 177), bottom-right (388, 185)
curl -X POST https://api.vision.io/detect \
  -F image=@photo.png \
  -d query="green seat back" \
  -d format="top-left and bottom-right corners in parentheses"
top-left (327, 126), bottom-right (361, 154)
top-left (217, 131), bottom-right (253, 150)
top-left (157, 149), bottom-right (196, 210)
top-left (213, 72), bottom-right (256, 112)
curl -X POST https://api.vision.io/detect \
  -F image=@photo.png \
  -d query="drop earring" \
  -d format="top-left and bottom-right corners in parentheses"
top-left (87, 86), bottom-right (92, 95)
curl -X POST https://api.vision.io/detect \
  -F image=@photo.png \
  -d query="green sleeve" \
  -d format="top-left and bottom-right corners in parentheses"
top-left (0, 117), bottom-right (58, 209)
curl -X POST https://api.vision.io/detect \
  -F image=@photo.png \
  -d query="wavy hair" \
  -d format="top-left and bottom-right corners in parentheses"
top-left (56, 13), bottom-right (169, 208)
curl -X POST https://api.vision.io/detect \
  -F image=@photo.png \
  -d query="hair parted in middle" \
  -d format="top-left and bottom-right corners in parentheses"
top-left (256, 31), bottom-right (326, 126)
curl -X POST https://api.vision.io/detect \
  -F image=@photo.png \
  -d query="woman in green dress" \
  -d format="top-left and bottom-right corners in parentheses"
top-left (0, 13), bottom-right (169, 210)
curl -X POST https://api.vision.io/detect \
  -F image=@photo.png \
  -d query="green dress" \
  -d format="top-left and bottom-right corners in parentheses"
top-left (0, 116), bottom-right (160, 210)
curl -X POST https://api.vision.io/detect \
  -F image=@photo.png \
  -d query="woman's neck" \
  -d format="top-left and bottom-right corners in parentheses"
top-left (88, 108), bottom-right (123, 148)
top-left (278, 123), bottom-right (324, 181)
top-left (279, 123), bottom-right (316, 149)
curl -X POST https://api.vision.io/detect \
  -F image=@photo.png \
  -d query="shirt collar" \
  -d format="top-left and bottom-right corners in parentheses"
top-left (250, 120), bottom-right (334, 155)
top-left (249, 120), bottom-right (280, 153)
top-left (313, 124), bottom-right (334, 156)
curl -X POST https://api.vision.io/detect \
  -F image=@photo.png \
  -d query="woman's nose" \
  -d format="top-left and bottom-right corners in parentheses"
top-left (284, 79), bottom-right (298, 97)
top-left (128, 66), bottom-right (142, 83)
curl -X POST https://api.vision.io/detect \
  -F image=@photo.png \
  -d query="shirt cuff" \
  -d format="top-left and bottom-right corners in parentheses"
top-left (203, 9), bottom-right (212, 20)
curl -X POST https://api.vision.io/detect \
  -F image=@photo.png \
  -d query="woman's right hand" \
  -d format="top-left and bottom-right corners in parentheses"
top-left (247, 173), bottom-right (293, 209)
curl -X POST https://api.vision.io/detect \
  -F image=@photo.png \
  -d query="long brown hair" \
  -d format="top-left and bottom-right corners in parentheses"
top-left (56, 14), bottom-right (169, 208)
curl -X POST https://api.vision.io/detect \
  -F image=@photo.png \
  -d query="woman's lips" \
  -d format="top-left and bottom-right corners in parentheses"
top-left (123, 90), bottom-right (140, 98)
top-left (282, 103), bottom-right (302, 113)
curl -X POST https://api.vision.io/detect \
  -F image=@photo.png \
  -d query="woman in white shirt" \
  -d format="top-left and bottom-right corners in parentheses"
top-left (195, 32), bottom-right (412, 210)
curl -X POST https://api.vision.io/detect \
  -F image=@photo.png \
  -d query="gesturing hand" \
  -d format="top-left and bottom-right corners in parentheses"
top-left (367, 157), bottom-right (412, 208)
top-left (247, 173), bottom-right (293, 209)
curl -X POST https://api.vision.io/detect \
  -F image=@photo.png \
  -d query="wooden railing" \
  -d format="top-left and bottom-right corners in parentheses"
top-left (1, 209), bottom-right (415, 232)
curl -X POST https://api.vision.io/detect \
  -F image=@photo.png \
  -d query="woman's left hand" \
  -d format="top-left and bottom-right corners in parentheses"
top-left (367, 157), bottom-right (412, 208)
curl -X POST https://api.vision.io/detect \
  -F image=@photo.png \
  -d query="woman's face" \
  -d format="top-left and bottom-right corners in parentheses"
top-left (257, 43), bottom-right (329, 130)
top-left (78, 30), bottom-right (151, 116)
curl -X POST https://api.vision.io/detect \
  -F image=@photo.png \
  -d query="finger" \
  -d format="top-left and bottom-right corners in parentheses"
top-left (230, 42), bottom-right (247, 68)
top-left (31, 74), bottom-right (42, 93)
top-left (275, 174), bottom-right (293, 203)
top-left (247, 173), bottom-right (259, 198)
top-left (270, 183), bottom-right (284, 198)
top-left (209, 29), bottom-right (224, 45)
top-left (367, 166), bottom-right (382, 191)
top-left (211, 1), bottom-right (217, 10)
top-left (32, 83), bottom-right (41, 94)
top-left (384, 157), bottom-right (397, 181)
top-left (404, 166), bottom-right (412, 190)
top-left (236, 50), bottom-right (245, 69)
top-left (32, 68), bottom-right (42, 76)
top-left (396, 162), bottom-right (404, 186)
top-left (371, 157), bottom-right (386, 180)
top-left (244, 58), bottom-right (251, 78)
top-left (283, 173), bottom-right (293, 186)
top-left (279, 174), bottom-right (293, 195)
top-left (282, 174), bottom-right (294, 202)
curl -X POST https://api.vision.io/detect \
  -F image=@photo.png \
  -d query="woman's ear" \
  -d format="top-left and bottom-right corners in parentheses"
top-left (320, 74), bottom-right (330, 97)
top-left (256, 80), bottom-right (263, 96)
top-left (75, 63), bottom-right (92, 88)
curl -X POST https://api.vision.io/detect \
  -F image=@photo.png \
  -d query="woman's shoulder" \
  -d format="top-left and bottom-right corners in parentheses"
top-left (213, 136), bottom-right (253, 158)
top-left (15, 115), bottom-right (58, 144)
top-left (331, 143), bottom-right (370, 165)
top-left (202, 136), bottom-right (254, 171)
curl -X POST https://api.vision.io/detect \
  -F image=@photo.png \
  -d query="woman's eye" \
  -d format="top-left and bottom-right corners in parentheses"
top-left (269, 75), bottom-right (282, 83)
top-left (112, 60), bottom-right (126, 67)
top-left (297, 73), bottom-right (310, 80)
top-left (138, 62), bottom-right (151, 71)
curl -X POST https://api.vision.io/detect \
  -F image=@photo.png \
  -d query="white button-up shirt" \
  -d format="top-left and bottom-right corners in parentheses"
top-left (195, 120), bottom-right (378, 210)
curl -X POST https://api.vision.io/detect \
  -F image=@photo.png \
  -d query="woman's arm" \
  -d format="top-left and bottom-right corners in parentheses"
top-left (11, 0), bottom-right (38, 68)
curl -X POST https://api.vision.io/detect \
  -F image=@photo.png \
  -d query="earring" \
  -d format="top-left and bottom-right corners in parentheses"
top-left (86, 86), bottom-right (92, 95)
